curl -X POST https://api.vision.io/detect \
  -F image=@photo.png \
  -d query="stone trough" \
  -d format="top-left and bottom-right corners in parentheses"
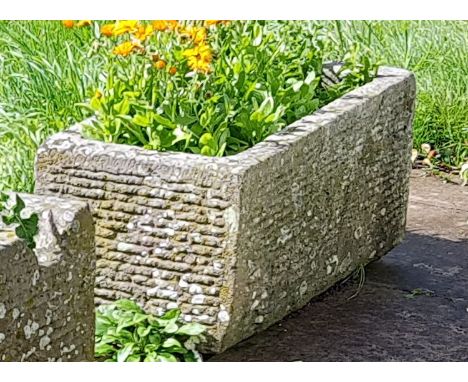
top-left (35, 66), bottom-right (416, 352)
top-left (0, 194), bottom-right (95, 361)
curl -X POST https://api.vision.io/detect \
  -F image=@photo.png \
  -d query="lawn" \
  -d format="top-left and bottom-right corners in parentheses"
top-left (0, 20), bottom-right (466, 193)
top-left (330, 20), bottom-right (467, 168)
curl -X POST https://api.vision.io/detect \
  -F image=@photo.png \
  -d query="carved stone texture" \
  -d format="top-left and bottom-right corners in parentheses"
top-left (0, 194), bottom-right (95, 361)
top-left (35, 67), bottom-right (416, 352)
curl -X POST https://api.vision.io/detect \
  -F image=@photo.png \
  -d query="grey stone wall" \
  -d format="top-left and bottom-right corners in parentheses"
top-left (0, 194), bottom-right (95, 361)
top-left (35, 67), bottom-right (416, 352)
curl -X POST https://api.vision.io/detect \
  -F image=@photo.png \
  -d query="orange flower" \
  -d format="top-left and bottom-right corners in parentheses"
top-left (168, 66), bottom-right (177, 75)
top-left (154, 60), bottom-right (166, 70)
top-left (152, 20), bottom-right (167, 31)
top-left (166, 20), bottom-right (179, 30)
top-left (101, 23), bottom-right (115, 37)
top-left (62, 20), bottom-right (74, 28)
top-left (152, 20), bottom-right (178, 31)
top-left (134, 24), bottom-right (153, 41)
top-left (113, 41), bottom-right (140, 56)
top-left (113, 20), bottom-right (139, 36)
top-left (76, 20), bottom-right (92, 27)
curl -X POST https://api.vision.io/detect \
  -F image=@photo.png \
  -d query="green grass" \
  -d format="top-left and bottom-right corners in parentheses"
top-left (0, 20), bottom-right (102, 192)
top-left (329, 20), bottom-right (468, 167)
top-left (0, 20), bottom-right (466, 193)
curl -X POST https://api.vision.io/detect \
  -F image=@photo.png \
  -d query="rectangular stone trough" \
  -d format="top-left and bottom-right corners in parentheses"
top-left (35, 66), bottom-right (416, 353)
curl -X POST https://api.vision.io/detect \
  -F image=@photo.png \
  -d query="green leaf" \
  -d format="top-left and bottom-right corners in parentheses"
top-left (113, 99), bottom-right (130, 115)
top-left (153, 114), bottom-right (176, 129)
top-left (184, 350), bottom-right (201, 362)
top-left (90, 96), bottom-right (102, 112)
top-left (112, 328), bottom-right (134, 343)
top-left (162, 321), bottom-right (179, 334)
top-left (2, 215), bottom-right (15, 226)
top-left (304, 71), bottom-right (316, 85)
top-left (199, 132), bottom-right (214, 146)
top-left (171, 126), bottom-right (191, 146)
top-left (162, 338), bottom-right (182, 348)
top-left (144, 352), bottom-right (157, 362)
top-left (147, 333), bottom-right (161, 347)
top-left (144, 343), bottom-right (160, 353)
top-left (159, 309), bottom-right (181, 322)
top-left (114, 299), bottom-right (143, 313)
top-left (137, 326), bottom-right (152, 338)
top-left (175, 115), bottom-right (197, 126)
top-left (116, 313), bottom-right (147, 333)
top-left (95, 343), bottom-right (115, 356)
top-left (252, 24), bottom-right (263, 46)
top-left (251, 96), bottom-right (274, 122)
top-left (292, 80), bottom-right (304, 93)
top-left (0, 192), bottom-right (9, 211)
top-left (176, 323), bottom-right (206, 336)
top-left (132, 114), bottom-right (150, 127)
top-left (12, 194), bottom-right (25, 216)
top-left (126, 354), bottom-right (141, 362)
top-left (157, 352), bottom-right (178, 362)
top-left (116, 343), bottom-right (134, 362)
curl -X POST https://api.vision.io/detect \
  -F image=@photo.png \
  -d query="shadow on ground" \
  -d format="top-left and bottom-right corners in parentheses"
top-left (209, 232), bottom-right (468, 362)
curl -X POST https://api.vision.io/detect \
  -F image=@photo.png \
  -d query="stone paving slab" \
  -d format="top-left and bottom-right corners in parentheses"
top-left (210, 170), bottom-right (468, 361)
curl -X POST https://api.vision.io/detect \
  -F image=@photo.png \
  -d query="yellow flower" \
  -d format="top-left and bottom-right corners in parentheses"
top-left (182, 26), bottom-right (207, 44)
top-left (94, 90), bottom-right (103, 99)
top-left (113, 41), bottom-right (140, 56)
top-left (76, 20), bottom-right (92, 27)
top-left (154, 60), bottom-right (166, 70)
top-left (101, 23), bottom-right (115, 37)
top-left (183, 43), bottom-right (213, 73)
top-left (62, 20), bottom-right (74, 28)
top-left (134, 24), bottom-right (153, 41)
top-left (113, 20), bottom-right (139, 36)
top-left (152, 20), bottom-right (168, 31)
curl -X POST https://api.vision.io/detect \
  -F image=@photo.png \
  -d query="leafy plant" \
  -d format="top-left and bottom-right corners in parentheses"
top-left (95, 299), bottom-right (206, 362)
top-left (0, 192), bottom-right (39, 249)
top-left (78, 20), bottom-right (377, 156)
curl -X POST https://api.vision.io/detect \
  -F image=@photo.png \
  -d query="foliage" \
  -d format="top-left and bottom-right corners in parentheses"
top-left (330, 20), bottom-right (468, 168)
top-left (0, 21), bottom-right (466, 193)
top-left (0, 20), bottom-right (103, 192)
top-left (78, 20), bottom-right (377, 156)
top-left (0, 193), bottom-right (39, 249)
top-left (95, 299), bottom-right (206, 362)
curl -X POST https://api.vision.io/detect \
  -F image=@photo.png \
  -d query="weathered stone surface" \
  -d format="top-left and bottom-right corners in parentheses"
top-left (210, 171), bottom-right (468, 361)
top-left (35, 67), bottom-right (416, 352)
top-left (0, 194), bottom-right (95, 361)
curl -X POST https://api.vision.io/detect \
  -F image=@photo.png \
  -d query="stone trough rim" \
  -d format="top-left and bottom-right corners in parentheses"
top-left (39, 66), bottom-right (413, 174)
